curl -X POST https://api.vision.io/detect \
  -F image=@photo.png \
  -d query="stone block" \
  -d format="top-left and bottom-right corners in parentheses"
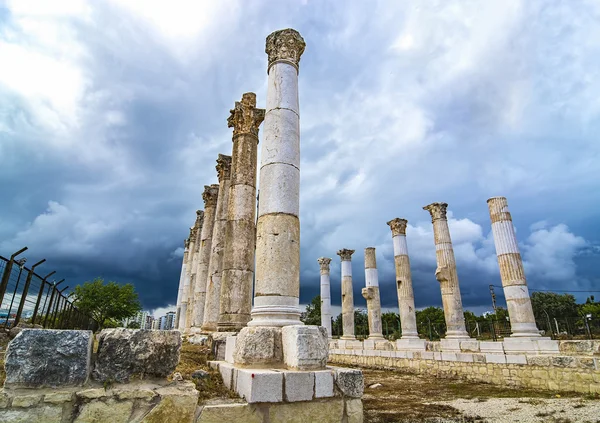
top-left (486, 354), bottom-right (507, 364)
top-left (218, 362), bottom-right (236, 390)
top-left (536, 339), bottom-right (560, 354)
top-left (236, 369), bottom-right (283, 403)
top-left (559, 340), bottom-right (593, 354)
top-left (440, 339), bottom-right (463, 351)
top-left (527, 355), bottom-right (551, 367)
top-left (345, 398), bottom-right (364, 423)
top-left (43, 391), bottom-right (74, 404)
top-left (441, 352), bottom-right (457, 362)
top-left (198, 403), bottom-right (263, 423)
top-left (363, 339), bottom-right (375, 350)
top-left (396, 338), bottom-right (427, 351)
top-left (456, 353), bottom-right (474, 362)
top-left (577, 357), bottom-right (596, 369)
top-left (479, 341), bottom-right (504, 353)
top-left (5, 329), bottom-right (92, 388)
top-left (282, 325), bottom-right (328, 370)
top-left (0, 393), bottom-right (9, 408)
top-left (283, 371), bottom-right (314, 402)
top-left (394, 351), bottom-right (407, 359)
top-left (332, 367), bottom-right (363, 398)
top-left (375, 340), bottom-right (394, 350)
top-left (234, 326), bottom-right (283, 366)
top-left (460, 340), bottom-right (480, 352)
top-left (77, 388), bottom-right (110, 400)
top-left (269, 398), bottom-right (344, 423)
top-left (421, 352), bottom-right (434, 360)
top-left (0, 405), bottom-right (62, 423)
top-left (208, 361), bottom-right (220, 370)
top-left (224, 335), bottom-right (236, 364)
top-left (93, 329), bottom-right (181, 383)
top-left (11, 394), bottom-right (41, 408)
top-left (115, 387), bottom-right (157, 400)
top-left (314, 369), bottom-right (335, 398)
top-left (551, 356), bottom-right (577, 368)
top-left (74, 398), bottom-right (133, 423)
top-left (506, 354), bottom-right (527, 364)
top-left (143, 382), bottom-right (199, 423)
top-left (473, 354), bottom-right (486, 363)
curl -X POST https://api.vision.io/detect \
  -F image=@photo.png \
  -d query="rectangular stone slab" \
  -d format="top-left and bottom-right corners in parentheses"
top-left (5, 329), bottom-right (92, 388)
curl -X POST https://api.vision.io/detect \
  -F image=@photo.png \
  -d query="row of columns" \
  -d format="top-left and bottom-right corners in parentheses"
top-left (317, 197), bottom-right (539, 341)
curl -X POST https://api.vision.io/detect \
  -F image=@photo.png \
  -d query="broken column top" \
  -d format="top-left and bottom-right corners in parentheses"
top-left (423, 202), bottom-right (448, 222)
top-left (337, 249), bottom-right (355, 261)
top-left (202, 184), bottom-right (219, 207)
top-left (387, 218), bottom-right (408, 236)
top-left (265, 28), bottom-right (306, 71)
top-left (227, 92), bottom-right (265, 138)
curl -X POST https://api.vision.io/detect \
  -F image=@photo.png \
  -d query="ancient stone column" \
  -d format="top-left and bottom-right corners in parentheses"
top-left (337, 249), bottom-right (356, 340)
top-left (318, 257), bottom-right (332, 338)
top-left (248, 28), bottom-right (306, 328)
top-left (218, 94), bottom-right (265, 332)
top-left (488, 197), bottom-right (540, 338)
top-left (201, 155), bottom-right (232, 332)
top-left (191, 184), bottom-right (219, 330)
top-left (181, 211), bottom-right (203, 331)
top-left (423, 202), bottom-right (470, 339)
top-left (174, 237), bottom-right (190, 329)
top-left (362, 248), bottom-right (384, 340)
top-left (387, 218), bottom-right (419, 339)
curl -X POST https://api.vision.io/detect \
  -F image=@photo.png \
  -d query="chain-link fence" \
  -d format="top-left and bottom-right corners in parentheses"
top-left (0, 248), bottom-right (99, 331)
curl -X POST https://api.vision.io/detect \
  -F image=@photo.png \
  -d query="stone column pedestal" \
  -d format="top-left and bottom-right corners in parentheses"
top-left (337, 249), bottom-right (356, 340)
top-left (423, 202), bottom-right (470, 339)
top-left (218, 93), bottom-right (265, 332)
top-left (201, 155), bottom-right (232, 332)
top-left (387, 218), bottom-right (420, 339)
top-left (191, 184), bottom-right (219, 331)
top-left (488, 196), bottom-right (541, 338)
top-left (361, 248), bottom-right (384, 340)
top-left (318, 257), bottom-right (332, 339)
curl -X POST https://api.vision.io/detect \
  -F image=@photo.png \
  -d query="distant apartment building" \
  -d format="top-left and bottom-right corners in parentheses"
top-left (158, 311), bottom-right (176, 330)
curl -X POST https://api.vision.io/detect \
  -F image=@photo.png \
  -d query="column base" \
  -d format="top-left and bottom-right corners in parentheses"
top-left (367, 335), bottom-right (385, 340)
top-left (502, 336), bottom-right (559, 354)
top-left (395, 338), bottom-right (427, 351)
top-left (340, 336), bottom-right (356, 340)
top-left (248, 304), bottom-right (302, 328)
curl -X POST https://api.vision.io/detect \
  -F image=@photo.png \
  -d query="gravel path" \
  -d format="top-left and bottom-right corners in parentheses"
top-left (431, 397), bottom-right (600, 422)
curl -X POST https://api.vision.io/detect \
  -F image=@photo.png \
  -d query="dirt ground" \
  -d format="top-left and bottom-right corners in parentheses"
top-left (361, 368), bottom-right (600, 423)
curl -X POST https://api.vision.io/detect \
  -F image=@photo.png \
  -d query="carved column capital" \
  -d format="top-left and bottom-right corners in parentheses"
top-left (317, 257), bottom-right (332, 272)
top-left (184, 238), bottom-right (190, 250)
top-left (336, 249), bottom-right (355, 261)
top-left (216, 154), bottom-right (232, 181)
top-left (387, 218), bottom-right (408, 236)
top-left (228, 92), bottom-right (265, 138)
top-left (423, 202), bottom-right (448, 222)
top-left (194, 210), bottom-right (204, 227)
top-left (189, 226), bottom-right (197, 241)
top-left (266, 28), bottom-right (306, 72)
top-left (202, 184), bottom-right (219, 207)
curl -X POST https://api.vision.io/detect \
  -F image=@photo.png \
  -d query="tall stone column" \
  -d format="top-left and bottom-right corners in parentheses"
top-left (248, 28), bottom-right (306, 328)
top-left (191, 184), bottom-right (219, 330)
top-left (318, 257), bottom-right (332, 338)
top-left (182, 211), bottom-right (203, 331)
top-left (387, 218), bottom-right (419, 339)
top-left (218, 93), bottom-right (265, 332)
top-left (362, 248), bottom-right (384, 340)
top-left (423, 202), bottom-right (470, 339)
top-left (201, 155), bottom-right (232, 332)
top-left (174, 237), bottom-right (190, 330)
top-left (337, 249), bottom-right (355, 340)
top-left (488, 197), bottom-right (540, 338)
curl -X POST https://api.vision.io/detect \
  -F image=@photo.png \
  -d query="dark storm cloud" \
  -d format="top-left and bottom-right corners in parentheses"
top-left (1, 0), bottom-right (599, 314)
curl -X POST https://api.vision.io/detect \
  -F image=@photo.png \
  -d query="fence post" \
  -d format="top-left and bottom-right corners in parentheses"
top-left (0, 247), bottom-right (28, 306)
top-left (3, 259), bottom-right (27, 327)
top-left (14, 259), bottom-right (46, 327)
top-left (57, 287), bottom-right (69, 328)
top-left (43, 279), bottom-right (64, 328)
top-left (31, 271), bottom-right (55, 325)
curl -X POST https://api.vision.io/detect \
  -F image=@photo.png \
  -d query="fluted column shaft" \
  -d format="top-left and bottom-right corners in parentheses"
top-left (387, 218), bottom-right (419, 339)
top-left (202, 155), bottom-right (232, 332)
top-left (318, 257), bottom-right (332, 338)
top-left (191, 184), bottom-right (219, 329)
top-left (249, 29), bottom-right (306, 327)
top-left (423, 203), bottom-right (469, 339)
top-left (175, 239), bottom-right (190, 330)
top-left (182, 211), bottom-right (203, 331)
top-left (488, 197), bottom-right (540, 337)
top-left (362, 247), bottom-right (384, 339)
top-left (338, 249), bottom-right (355, 340)
top-left (218, 93), bottom-right (265, 331)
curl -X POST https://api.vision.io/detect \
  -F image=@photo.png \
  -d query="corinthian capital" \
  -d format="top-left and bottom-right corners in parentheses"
top-left (265, 28), bottom-right (306, 71)
top-left (387, 218), bottom-right (408, 237)
top-left (189, 226), bottom-right (197, 241)
top-left (227, 92), bottom-right (265, 138)
top-left (184, 237), bottom-right (190, 250)
top-left (202, 184), bottom-right (219, 207)
top-left (317, 257), bottom-right (332, 272)
top-left (336, 249), bottom-right (355, 261)
top-left (216, 154), bottom-right (232, 181)
top-left (194, 210), bottom-right (204, 228)
top-left (423, 202), bottom-right (448, 222)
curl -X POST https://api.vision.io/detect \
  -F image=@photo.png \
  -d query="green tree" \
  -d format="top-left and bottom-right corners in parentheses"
top-left (332, 313), bottom-right (342, 337)
top-left (381, 312), bottom-right (401, 339)
top-left (354, 309), bottom-right (368, 338)
top-left (301, 295), bottom-right (321, 326)
top-left (73, 278), bottom-right (142, 330)
top-left (531, 292), bottom-right (578, 320)
top-left (580, 296), bottom-right (600, 320)
top-left (416, 306), bottom-right (446, 340)
top-left (127, 321), bottom-right (141, 329)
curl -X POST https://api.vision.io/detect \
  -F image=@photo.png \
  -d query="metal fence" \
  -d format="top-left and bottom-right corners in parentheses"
top-left (0, 247), bottom-right (99, 331)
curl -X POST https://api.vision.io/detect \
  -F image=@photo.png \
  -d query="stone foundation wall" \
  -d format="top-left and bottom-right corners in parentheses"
top-left (329, 349), bottom-right (600, 394)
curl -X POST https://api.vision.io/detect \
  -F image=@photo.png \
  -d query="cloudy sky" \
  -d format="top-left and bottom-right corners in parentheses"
top-left (1, 0), bottom-right (599, 318)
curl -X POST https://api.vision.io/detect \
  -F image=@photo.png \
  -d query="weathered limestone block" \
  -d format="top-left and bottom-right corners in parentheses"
top-left (74, 398), bottom-right (133, 423)
top-left (142, 382), bottom-right (199, 423)
top-left (346, 398), bottom-right (364, 423)
top-left (11, 394), bottom-right (41, 408)
top-left (233, 326), bottom-right (283, 366)
top-left (268, 398), bottom-right (345, 423)
top-left (332, 367), bottom-right (364, 398)
top-left (5, 329), bottom-right (92, 388)
top-left (282, 325), bottom-right (328, 370)
top-left (283, 371), bottom-right (314, 402)
top-left (236, 369), bottom-right (283, 403)
top-left (93, 329), bottom-right (181, 383)
top-left (197, 403), bottom-right (263, 423)
top-left (0, 405), bottom-right (63, 423)
top-left (43, 391), bottom-right (74, 404)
